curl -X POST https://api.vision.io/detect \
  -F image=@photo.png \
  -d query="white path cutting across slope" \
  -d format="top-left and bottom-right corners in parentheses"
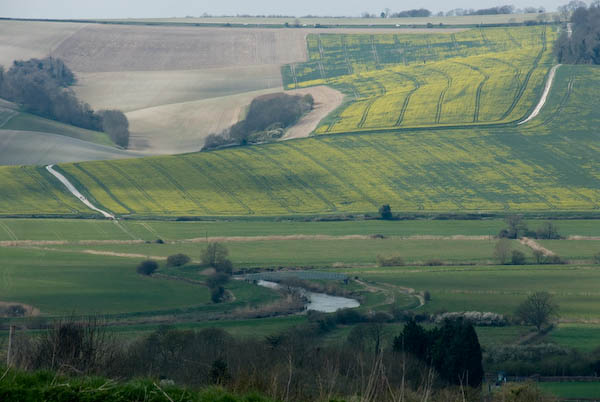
top-left (518, 64), bottom-right (561, 125)
top-left (46, 164), bottom-right (115, 219)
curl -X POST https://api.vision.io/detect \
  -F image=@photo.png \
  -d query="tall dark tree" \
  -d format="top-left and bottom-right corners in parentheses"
top-left (99, 109), bottom-right (130, 148)
top-left (555, 3), bottom-right (600, 65)
top-left (393, 319), bottom-right (483, 388)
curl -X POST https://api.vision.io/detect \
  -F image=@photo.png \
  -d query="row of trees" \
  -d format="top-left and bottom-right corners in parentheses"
top-left (0, 57), bottom-right (130, 148)
top-left (370, 5), bottom-right (547, 19)
top-left (555, 3), bottom-right (600, 64)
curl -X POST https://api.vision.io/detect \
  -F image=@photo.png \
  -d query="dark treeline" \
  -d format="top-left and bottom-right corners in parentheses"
top-left (9, 316), bottom-right (487, 402)
top-left (391, 9), bottom-right (432, 18)
top-left (203, 92), bottom-right (313, 150)
top-left (555, 3), bottom-right (600, 64)
top-left (0, 57), bottom-right (130, 148)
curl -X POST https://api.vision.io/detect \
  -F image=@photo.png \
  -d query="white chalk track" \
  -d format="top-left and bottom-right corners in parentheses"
top-left (46, 164), bottom-right (115, 219)
top-left (518, 64), bottom-right (561, 125)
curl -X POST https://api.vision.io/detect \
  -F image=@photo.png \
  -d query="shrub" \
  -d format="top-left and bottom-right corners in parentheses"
top-left (379, 204), bottom-right (393, 220)
top-left (423, 290), bottom-right (431, 301)
top-left (533, 249), bottom-right (545, 264)
top-left (376, 254), bottom-right (405, 267)
top-left (593, 252), bottom-right (600, 264)
top-left (535, 221), bottom-right (561, 239)
top-left (511, 250), bottom-right (527, 265)
top-left (494, 239), bottom-right (512, 264)
top-left (424, 258), bottom-right (443, 266)
top-left (211, 286), bottom-right (226, 303)
top-left (166, 253), bottom-right (191, 267)
top-left (136, 260), bottom-right (158, 276)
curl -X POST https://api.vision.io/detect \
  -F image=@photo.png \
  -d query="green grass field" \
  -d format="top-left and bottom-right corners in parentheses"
top-left (538, 382), bottom-right (600, 399)
top-left (283, 26), bottom-right (555, 133)
top-left (37, 238), bottom-right (526, 268)
top-left (2, 112), bottom-right (114, 146)
top-left (1, 218), bottom-right (599, 242)
top-left (337, 264), bottom-right (600, 320)
top-left (0, 247), bottom-right (278, 317)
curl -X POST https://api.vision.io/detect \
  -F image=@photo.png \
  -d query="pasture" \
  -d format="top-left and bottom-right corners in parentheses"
top-left (1, 218), bottom-right (598, 242)
top-left (538, 382), bottom-right (600, 399)
top-left (1, 217), bottom-right (599, 358)
top-left (0, 246), bottom-right (279, 317)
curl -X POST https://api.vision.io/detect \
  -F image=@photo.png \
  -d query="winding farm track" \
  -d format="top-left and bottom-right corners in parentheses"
top-left (45, 164), bottom-right (115, 219)
top-left (518, 64), bottom-right (561, 125)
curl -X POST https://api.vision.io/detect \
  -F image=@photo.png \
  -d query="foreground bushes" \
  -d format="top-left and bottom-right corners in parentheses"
top-left (0, 370), bottom-right (275, 402)
top-left (8, 318), bottom-right (488, 402)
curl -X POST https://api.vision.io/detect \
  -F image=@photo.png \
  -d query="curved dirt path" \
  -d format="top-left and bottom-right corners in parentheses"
top-left (46, 164), bottom-right (115, 219)
top-left (518, 64), bottom-right (561, 125)
top-left (282, 86), bottom-right (344, 140)
top-left (354, 278), bottom-right (425, 309)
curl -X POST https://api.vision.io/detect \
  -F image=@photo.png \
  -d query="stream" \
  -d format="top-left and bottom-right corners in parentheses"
top-left (257, 280), bottom-right (360, 313)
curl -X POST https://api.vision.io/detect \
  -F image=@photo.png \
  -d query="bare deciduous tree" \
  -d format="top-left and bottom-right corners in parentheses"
top-left (515, 291), bottom-right (559, 331)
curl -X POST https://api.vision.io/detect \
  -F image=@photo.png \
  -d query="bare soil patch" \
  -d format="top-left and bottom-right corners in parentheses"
top-left (282, 86), bottom-right (344, 140)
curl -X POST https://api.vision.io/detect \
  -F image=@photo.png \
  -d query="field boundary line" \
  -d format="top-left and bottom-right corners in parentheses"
top-left (45, 165), bottom-right (115, 219)
top-left (518, 64), bottom-right (561, 125)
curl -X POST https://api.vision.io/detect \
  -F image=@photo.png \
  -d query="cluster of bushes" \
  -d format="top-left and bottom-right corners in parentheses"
top-left (202, 93), bottom-right (313, 150)
top-left (433, 311), bottom-right (507, 327)
top-left (498, 216), bottom-right (562, 240)
top-left (494, 238), bottom-right (566, 265)
top-left (0, 57), bottom-right (130, 147)
top-left (556, 3), bottom-right (600, 65)
top-left (136, 260), bottom-right (158, 276)
top-left (485, 344), bottom-right (600, 377)
top-left (7, 317), bottom-right (490, 401)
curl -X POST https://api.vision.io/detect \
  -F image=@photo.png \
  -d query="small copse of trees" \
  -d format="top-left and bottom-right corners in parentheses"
top-left (203, 93), bottom-right (313, 150)
top-left (556, 3), bottom-right (600, 65)
top-left (0, 57), bottom-right (130, 148)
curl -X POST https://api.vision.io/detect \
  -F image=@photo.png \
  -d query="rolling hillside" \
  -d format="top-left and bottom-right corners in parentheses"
top-left (283, 26), bottom-right (556, 133)
top-left (0, 64), bottom-right (598, 217)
